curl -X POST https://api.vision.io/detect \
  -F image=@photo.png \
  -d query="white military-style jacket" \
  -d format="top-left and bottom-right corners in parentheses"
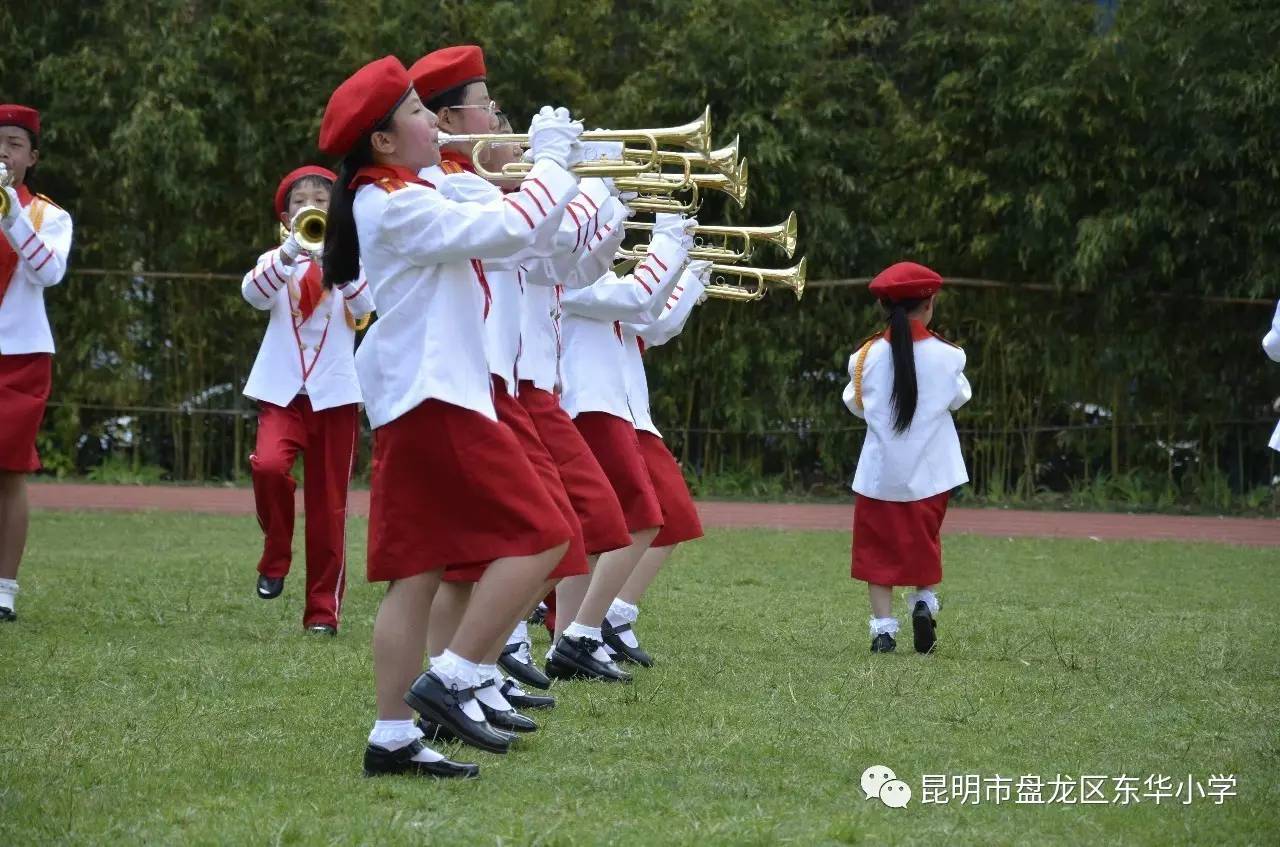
top-left (351, 160), bottom-right (579, 428)
top-left (559, 245), bottom-right (692, 422)
top-left (240, 249), bottom-right (374, 410)
top-left (433, 161), bottom-right (611, 390)
top-left (1264, 301), bottom-right (1280, 452)
top-left (0, 187), bottom-right (72, 354)
top-left (619, 268), bottom-right (706, 436)
top-left (517, 178), bottom-right (622, 393)
top-left (843, 322), bottom-right (971, 501)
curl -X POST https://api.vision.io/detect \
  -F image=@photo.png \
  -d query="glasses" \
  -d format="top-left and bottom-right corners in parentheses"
top-left (448, 100), bottom-right (498, 116)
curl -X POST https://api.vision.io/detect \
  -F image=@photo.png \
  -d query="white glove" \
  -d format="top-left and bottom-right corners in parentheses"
top-left (688, 259), bottom-right (713, 285)
top-left (279, 232), bottom-right (303, 263)
top-left (653, 213), bottom-right (698, 252)
top-left (580, 140), bottom-right (624, 162)
top-left (529, 106), bottom-right (581, 169)
top-left (1273, 300), bottom-right (1280, 331)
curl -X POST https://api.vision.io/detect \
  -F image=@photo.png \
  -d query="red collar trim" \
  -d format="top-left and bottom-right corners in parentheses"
top-left (16, 183), bottom-right (34, 208)
top-left (439, 149), bottom-right (476, 173)
top-left (883, 319), bottom-right (932, 342)
top-left (348, 164), bottom-right (432, 190)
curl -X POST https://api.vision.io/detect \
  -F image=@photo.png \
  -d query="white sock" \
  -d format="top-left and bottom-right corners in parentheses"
top-left (545, 645), bottom-right (556, 663)
top-left (0, 578), bottom-right (17, 611)
top-left (368, 719), bottom-right (444, 762)
top-left (475, 667), bottom-right (513, 712)
top-left (908, 589), bottom-right (940, 615)
top-left (564, 622), bottom-right (602, 642)
top-left (507, 620), bottom-right (529, 646)
top-left (430, 651), bottom-right (485, 722)
top-left (606, 599), bottom-right (641, 648)
top-left (501, 675), bottom-right (527, 697)
top-left (870, 616), bottom-right (899, 637)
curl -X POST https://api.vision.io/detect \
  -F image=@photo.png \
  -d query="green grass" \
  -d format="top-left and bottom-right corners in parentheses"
top-left (1, 513), bottom-right (1277, 846)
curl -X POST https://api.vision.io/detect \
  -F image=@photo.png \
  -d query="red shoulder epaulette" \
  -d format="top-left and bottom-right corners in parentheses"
top-left (373, 177), bottom-right (409, 194)
top-left (930, 330), bottom-right (962, 349)
top-left (439, 161), bottom-right (465, 175)
top-left (34, 192), bottom-right (62, 210)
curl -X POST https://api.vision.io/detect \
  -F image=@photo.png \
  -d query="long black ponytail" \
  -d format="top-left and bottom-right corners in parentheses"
top-left (884, 297), bottom-right (925, 434)
top-left (322, 97), bottom-right (403, 290)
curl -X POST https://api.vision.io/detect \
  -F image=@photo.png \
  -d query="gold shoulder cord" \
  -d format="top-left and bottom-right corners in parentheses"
top-left (852, 337), bottom-right (877, 410)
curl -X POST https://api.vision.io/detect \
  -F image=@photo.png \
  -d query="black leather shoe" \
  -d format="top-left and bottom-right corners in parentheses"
top-left (0, 606), bottom-right (15, 622)
top-left (405, 672), bottom-right (511, 754)
top-left (498, 641), bottom-right (552, 690)
top-left (546, 635), bottom-right (632, 682)
top-left (500, 679), bottom-right (556, 710)
top-left (871, 633), bottom-right (896, 653)
top-left (362, 739), bottom-right (479, 779)
top-left (256, 575), bottom-right (284, 599)
top-left (912, 601), bottom-right (937, 654)
top-left (602, 619), bottom-right (654, 667)
top-left (417, 718), bottom-right (516, 746)
top-left (529, 602), bottom-right (548, 626)
top-left (305, 624), bottom-right (337, 636)
top-left (479, 701), bottom-right (538, 733)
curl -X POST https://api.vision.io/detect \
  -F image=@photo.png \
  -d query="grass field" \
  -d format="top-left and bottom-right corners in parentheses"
top-left (1, 512), bottom-right (1277, 846)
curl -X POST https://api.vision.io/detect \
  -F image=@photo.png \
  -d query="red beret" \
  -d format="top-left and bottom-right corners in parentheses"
top-left (274, 165), bottom-right (337, 217)
top-left (868, 261), bottom-right (944, 301)
top-left (409, 45), bottom-right (487, 104)
top-left (0, 105), bottom-right (40, 136)
top-left (318, 56), bottom-right (413, 157)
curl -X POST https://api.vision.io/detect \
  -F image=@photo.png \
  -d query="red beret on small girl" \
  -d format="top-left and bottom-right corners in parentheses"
top-left (868, 261), bottom-right (943, 302)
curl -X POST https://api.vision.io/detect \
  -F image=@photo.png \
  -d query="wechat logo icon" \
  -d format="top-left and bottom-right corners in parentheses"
top-left (862, 765), bottom-right (912, 808)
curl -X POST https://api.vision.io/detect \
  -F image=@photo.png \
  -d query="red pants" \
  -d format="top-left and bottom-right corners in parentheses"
top-left (250, 396), bottom-right (358, 629)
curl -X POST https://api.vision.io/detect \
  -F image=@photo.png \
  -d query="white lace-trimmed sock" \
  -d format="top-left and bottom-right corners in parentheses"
top-left (429, 650), bottom-right (485, 722)
top-left (507, 620), bottom-right (529, 647)
top-left (606, 599), bottom-right (641, 648)
top-left (501, 675), bottom-right (527, 697)
top-left (368, 719), bottom-right (444, 762)
top-left (563, 623), bottom-right (613, 662)
top-left (908, 589), bottom-right (940, 615)
top-left (0, 578), bottom-right (17, 611)
top-left (870, 616), bottom-right (899, 637)
top-left (475, 665), bottom-right (513, 711)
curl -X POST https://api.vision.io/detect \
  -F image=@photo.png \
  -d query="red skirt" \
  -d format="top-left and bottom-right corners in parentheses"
top-left (445, 379), bottom-right (589, 583)
top-left (366, 398), bottom-right (573, 582)
top-left (851, 492), bottom-right (949, 586)
top-left (0, 353), bottom-right (52, 473)
top-left (519, 383), bottom-right (632, 554)
top-left (637, 432), bottom-right (703, 547)
top-left (574, 411), bottom-right (664, 534)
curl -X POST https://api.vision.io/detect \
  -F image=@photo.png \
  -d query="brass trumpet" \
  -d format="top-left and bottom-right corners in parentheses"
top-left (624, 136), bottom-right (742, 181)
top-left (437, 106), bottom-right (713, 181)
top-left (277, 206), bottom-right (327, 253)
top-left (0, 165), bottom-right (13, 218)
top-left (706, 257), bottom-right (807, 302)
top-left (623, 211), bottom-right (797, 263)
top-left (616, 159), bottom-right (750, 211)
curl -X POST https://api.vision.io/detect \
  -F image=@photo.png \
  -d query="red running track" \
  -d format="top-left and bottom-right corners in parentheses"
top-left (26, 483), bottom-right (1280, 547)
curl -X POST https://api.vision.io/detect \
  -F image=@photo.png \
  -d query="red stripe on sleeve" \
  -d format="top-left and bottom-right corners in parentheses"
top-left (20, 233), bottom-right (37, 251)
top-left (252, 276), bottom-right (270, 299)
top-left (522, 187), bottom-right (547, 217)
top-left (529, 178), bottom-right (556, 208)
top-left (505, 196), bottom-right (535, 229)
top-left (34, 252), bottom-right (54, 272)
top-left (344, 281), bottom-right (368, 300)
top-left (650, 253), bottom-right (669, 272)
top-left (579, 192), bottom-right (599, 213)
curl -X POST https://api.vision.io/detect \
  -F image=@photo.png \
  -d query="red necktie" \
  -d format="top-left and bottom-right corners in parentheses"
top-left (296, 260), bottom-right (324, 323)
top-left (0, 184), bottom-right (36, 306)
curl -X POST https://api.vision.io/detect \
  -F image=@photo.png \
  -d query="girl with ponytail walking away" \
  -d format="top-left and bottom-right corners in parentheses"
top-left (842, 262), bottom-right (971, 654)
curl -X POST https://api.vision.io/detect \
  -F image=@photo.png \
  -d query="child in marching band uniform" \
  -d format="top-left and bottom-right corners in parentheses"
top-left (240, 166), bottom-right (374, 635)
top-left (1264, 300), bottom-right (1280, 453)
top-left (0, 105), bottom-right (73, 623)
top-left (843, 261), bottom-right (970, 654)
top-left (318, 56), bottom-right (583, 777)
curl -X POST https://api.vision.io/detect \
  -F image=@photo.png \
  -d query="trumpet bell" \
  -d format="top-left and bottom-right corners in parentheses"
top-left (708, 256), bottom-right (806, 302)
top-left (0, 167), bottom-right (12, 217)
top-left (287, 206), bottom-right (327, 253)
